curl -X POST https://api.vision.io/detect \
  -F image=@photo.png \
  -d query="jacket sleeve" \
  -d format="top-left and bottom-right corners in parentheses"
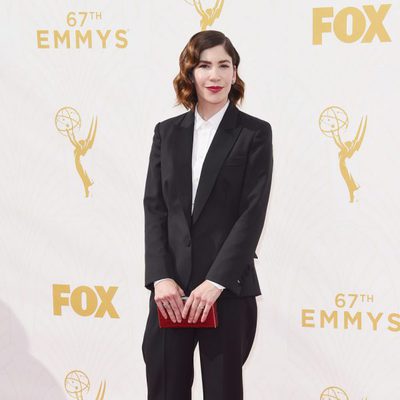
top-left (143, 122), bottom-right (174, 290)
top-left (205, 122), bottom-right (273, 295)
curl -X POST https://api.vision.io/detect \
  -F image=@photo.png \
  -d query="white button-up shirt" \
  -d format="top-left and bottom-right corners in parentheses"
top-left (154, 100), bottom-right (230, 291)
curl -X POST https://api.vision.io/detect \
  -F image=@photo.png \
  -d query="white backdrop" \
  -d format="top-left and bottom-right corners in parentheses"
top-left (0, 1), bottom-right (399, 399)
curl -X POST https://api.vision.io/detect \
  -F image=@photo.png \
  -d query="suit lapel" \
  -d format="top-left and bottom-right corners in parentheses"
top-left (172, 112), bottom-right (194, 230)
top-left (192, 102), bottom-right (242, 226)
top-left (173, 101), bottom-right (242, 229)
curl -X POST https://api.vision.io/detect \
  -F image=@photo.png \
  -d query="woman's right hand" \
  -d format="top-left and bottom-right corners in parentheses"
top-left (154, 279), bottom-right (186, 323)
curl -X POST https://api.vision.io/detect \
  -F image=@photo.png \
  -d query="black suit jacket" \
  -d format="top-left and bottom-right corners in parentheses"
top-left (143, 101), bottom-right (273, 297)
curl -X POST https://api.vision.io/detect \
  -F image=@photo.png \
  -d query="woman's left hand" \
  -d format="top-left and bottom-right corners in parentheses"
top-left (182, 281), bottom-right (223, 323)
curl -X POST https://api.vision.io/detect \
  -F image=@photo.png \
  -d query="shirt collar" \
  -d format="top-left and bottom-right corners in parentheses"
top-left (194, 100), bottom-right (230, 131)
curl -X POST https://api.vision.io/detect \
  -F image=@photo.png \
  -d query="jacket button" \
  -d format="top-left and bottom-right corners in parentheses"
top-left (237, 279), bottom-right (241, 284)
top-left (185, 238), bottom-right (191, 247)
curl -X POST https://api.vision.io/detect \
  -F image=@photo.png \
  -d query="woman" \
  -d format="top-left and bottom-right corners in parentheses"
top-left (142, 30), bottom-right (273, 400)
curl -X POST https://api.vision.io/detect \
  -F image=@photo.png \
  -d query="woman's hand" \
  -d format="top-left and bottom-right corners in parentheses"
top-left (154, 279), bottom-right (185, 323)
top-left (183, 281), bottom-right (223, 324)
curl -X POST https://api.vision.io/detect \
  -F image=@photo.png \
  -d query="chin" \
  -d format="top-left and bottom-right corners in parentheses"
top-left (203, 95), bottom-right (227, 104)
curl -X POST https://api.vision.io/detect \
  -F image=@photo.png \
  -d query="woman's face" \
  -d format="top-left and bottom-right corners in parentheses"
top-left (192, 44), bottom-right (237, 108)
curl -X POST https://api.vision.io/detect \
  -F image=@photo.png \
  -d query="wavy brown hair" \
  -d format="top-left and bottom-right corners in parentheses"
top-left (173, 30), bottom-right (245, 111)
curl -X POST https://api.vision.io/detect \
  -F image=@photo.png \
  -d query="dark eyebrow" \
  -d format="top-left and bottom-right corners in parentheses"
top-left (198, 59), bottom-right (231, 64)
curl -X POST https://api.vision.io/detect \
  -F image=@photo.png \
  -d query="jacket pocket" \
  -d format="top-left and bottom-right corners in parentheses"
top-left (223, 155), bottom-right (246, 167)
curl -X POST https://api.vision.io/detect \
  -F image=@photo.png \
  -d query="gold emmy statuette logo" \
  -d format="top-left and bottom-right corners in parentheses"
top-left (55, 107), bottom-right (97, 197)
top-left (319, 106), bottom-right (367, 203)
top-left (64, 370), bottom-right (106, 400)
top-left (184, 0), bottom-right (224, 30)
top-left (321, 386), bottom-right (367, 400)
top-left (321, 386), bottom-right (349, 400)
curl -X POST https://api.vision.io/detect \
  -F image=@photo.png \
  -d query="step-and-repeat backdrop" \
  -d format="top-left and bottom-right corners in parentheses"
top-left (1, 1), bottom-right (398, 399)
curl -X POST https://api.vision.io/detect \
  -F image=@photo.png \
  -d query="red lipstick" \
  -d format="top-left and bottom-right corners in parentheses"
top-left (207, 86), bottom-right (223, 93)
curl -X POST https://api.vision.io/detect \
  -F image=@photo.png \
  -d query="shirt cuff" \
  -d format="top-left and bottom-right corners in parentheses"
top-left (207, 279), bottom-right (225, 290)
top-left (154, 278), bottom-right (171, 286)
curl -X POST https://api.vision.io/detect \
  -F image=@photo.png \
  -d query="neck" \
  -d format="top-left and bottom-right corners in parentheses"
top-left (196, 99), bottom-right (229, 121)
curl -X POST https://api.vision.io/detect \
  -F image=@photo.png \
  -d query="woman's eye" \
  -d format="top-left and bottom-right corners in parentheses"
top-left (198, 64), bottom-right (229, 68)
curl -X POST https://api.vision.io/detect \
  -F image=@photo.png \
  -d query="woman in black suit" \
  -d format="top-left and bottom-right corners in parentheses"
top-left (142, 30), bottom-right (273, 400)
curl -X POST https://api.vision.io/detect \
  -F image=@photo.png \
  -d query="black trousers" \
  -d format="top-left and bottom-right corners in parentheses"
top-left (142, 291), bottom-right (257, 400)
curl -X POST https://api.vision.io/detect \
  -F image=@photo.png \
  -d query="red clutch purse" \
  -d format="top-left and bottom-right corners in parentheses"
top-left (157, 296), bottom-right (218, 328)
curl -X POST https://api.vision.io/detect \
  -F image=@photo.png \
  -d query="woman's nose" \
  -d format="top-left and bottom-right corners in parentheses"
top-left (209, 68), bottom-right (220, 80)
